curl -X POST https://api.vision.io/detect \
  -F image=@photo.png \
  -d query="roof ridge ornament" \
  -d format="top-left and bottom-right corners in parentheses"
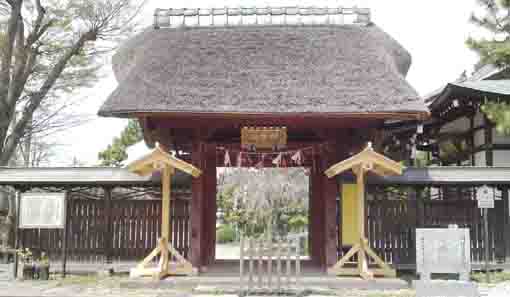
top-left (153, 6), bottom-right (371, 29)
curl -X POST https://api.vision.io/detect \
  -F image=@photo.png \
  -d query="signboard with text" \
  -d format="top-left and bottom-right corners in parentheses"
top-left (19, 193), bottom-right (66, 229)
top-left (477, 185), bottom-right (494, 209)
top-left (416, 228), bottom-right (471, 281)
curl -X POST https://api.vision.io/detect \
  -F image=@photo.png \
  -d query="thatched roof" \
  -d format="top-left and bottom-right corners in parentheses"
top-left (98, 24), bottom-right (428, 119)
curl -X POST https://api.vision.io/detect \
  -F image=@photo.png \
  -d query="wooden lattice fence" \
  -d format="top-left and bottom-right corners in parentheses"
top-left (240, 237), bottom-right (301, 292)
top-left (20, 197), bottom-right (190, 262)
top-left (337, 185), bottom-right (509, 268)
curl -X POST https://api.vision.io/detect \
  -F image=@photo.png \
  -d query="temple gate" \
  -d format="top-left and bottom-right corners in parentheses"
top-left (97, 6), bottom-right (429, 274)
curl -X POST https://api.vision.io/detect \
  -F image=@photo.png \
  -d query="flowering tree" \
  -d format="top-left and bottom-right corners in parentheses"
top-left (217, 167), bottom-right (309, 239)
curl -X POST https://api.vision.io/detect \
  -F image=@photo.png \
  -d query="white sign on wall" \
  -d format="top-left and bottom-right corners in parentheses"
top-left (477, 185), bottom-right (494, 209)
top-left (19, 193), bottom-right (66, 229)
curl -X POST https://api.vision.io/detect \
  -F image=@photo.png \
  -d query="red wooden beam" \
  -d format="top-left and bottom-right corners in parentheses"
top-left (203, 143), bottom-right (217, 266)
top-left (145, 115), bottom-right (383, 130)
top-left (190, 137), bottom-right (206, 268)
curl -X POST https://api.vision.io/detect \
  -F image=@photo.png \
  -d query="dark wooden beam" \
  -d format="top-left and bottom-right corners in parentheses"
top-left (144, 114), bottom-right (383, 130)
top-left (470, 115), bottom-right (475, 166)
top-left (484, 116), bottom-right (494, 166)
top-left (322, 131), bottom-right (351, 269)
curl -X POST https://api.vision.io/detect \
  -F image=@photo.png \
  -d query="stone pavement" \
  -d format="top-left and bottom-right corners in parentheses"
top-left (0, 276), bottom-right (194, 297)
top-left (1, 275), bottom-right (506, 297)
top-left (0, 275), bottom-right (418, 297)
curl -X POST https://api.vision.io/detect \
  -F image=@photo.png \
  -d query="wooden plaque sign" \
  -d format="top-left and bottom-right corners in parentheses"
top-left (241, 127), bottom-right (287, 150)
top-left (19, 193), bottom-right (66, 229)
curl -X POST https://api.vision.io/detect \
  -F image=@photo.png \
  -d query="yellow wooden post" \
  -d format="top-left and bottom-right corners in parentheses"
top-left (356, 166), bottom-right (372, 279)
top-left (356, 167), bottom-right (365, 241)
top-left (161, 165), bottom-right (172, 241)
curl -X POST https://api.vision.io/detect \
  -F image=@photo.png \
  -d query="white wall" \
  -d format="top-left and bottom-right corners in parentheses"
top-left (493, 151), bottom-right (510, 166)
top-left (474, 151), bottom-right (486, 166)
top-left (492, 128), bottom-right (510, 145)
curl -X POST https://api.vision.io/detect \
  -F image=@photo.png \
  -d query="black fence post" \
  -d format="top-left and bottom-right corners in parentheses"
top-left (502, 187), bottom-right (510, 264)
top-left (103, 187), bottom-right (113, 265)
top-left (12, 189), bottom-right (21, 279)
top-left (61, 191), bottom-right (69, 278)
top-left (407, 186), bottom-right (418, 266)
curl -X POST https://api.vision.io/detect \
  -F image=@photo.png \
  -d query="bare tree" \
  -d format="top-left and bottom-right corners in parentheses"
top-left (0, 0), bottom-right (145, 249)
top-left (0, 0), bottom-right (145, 167)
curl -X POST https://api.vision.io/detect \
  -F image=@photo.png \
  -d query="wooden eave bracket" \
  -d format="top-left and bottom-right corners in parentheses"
top-left (127, 144), bottom-right (202, 177)
top-left (325, 143), bottom-right (403, 178)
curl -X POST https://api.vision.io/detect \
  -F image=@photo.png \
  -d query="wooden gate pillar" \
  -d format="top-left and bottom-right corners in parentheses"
top-left (191, 138), bottom-right (206, 269)
top-left (309, 152), bottom-right (324, 266)
top-left (310, 143), bottom-right (343, 269)
top-left (203, 142), bottom-right (217, 266)
top-left (322, 151), bottom-right (340, 268)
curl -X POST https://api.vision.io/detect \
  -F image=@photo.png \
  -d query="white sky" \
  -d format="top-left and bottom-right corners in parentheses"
top-left (53, 0), bottom-right (482, 166)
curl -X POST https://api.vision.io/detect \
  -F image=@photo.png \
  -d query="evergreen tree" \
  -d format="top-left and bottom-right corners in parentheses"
top-left (467, 0), bottom-right (510, 134)
top-left (98, 119), bottom-right (142, 166)
top-left (467, 0), bottom-right (510, 67)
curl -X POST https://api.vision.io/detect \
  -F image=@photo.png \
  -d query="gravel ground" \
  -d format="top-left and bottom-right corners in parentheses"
top-left (2, 275), bottom-right (510, 297)
top-left (0, 276), bottom-right (193, 297)
top-left (0, 275), bottom-right (414, 297)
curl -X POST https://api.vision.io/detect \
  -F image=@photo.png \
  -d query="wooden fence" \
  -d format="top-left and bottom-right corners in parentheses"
top-left (240, 237), bottom-right (300, 292)
top-left (19, 198), bottom-right (190, 262)
top-left (19, 184), bottom-right (510, 269)
top-left (337, 185), bottom-right (510, 268)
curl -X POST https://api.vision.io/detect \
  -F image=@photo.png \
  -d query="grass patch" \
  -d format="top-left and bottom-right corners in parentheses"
top-left (53, 274), bottom-right (103, 287)
top-left (471, 270), bottom-right (510, 284)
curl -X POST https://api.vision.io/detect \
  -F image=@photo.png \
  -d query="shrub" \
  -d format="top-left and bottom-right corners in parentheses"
top-left (216, 224), bottom-right (236, 243)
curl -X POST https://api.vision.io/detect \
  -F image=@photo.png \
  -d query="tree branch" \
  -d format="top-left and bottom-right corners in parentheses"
top-left (0, 1), bottom-right (21, 118)
top-left (0, 31), bottom-right (95, 165)
top-left (6, 13), bottom-right (26, 106)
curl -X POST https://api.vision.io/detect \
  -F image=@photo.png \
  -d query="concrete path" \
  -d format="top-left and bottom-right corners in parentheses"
top-left (1, 274), bottom-right (506, 297)
top-left (0, 263), bottom-right (11, 281)
top-left (215, 244), bottom-right (240, 260)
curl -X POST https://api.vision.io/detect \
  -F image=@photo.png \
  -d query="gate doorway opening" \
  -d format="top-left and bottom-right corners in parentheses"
top-left (215, 167), bottom-right (310, 261)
